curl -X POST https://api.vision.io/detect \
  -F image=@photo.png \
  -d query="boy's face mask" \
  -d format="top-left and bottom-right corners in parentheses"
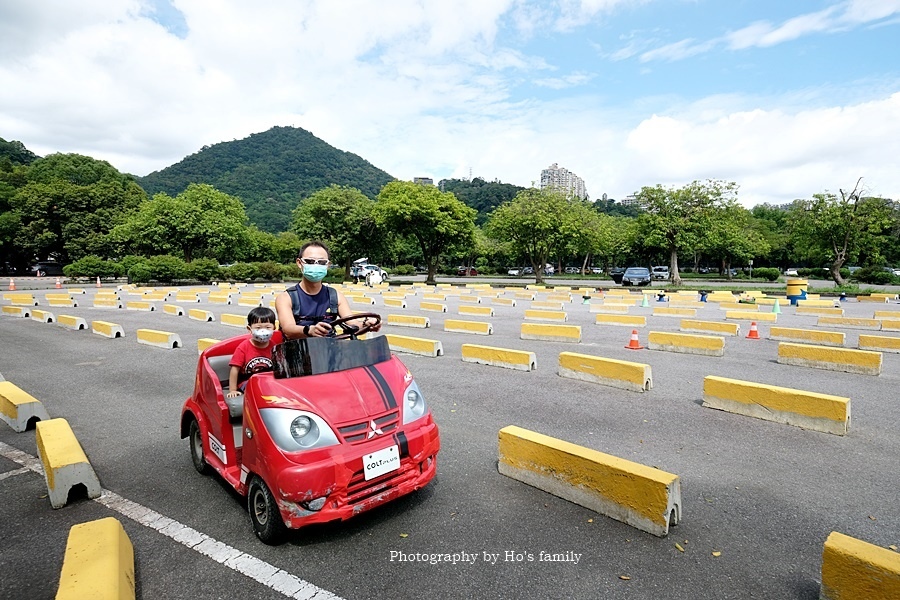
top-left (302, 264), bottom-right (328, 283)
top-left (250, 328), bottom-right (274, 343)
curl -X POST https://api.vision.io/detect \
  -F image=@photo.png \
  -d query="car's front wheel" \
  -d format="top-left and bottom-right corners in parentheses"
top-left (248, 476), bottom-right (287, 545)
top-left (189, 419), bottom-right (211, 475)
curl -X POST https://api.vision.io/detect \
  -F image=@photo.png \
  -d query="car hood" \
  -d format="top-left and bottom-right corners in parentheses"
top-left (251, 357), bottom-right (409, 424)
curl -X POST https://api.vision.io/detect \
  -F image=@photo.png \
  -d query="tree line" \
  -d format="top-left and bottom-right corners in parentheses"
top-left (2, 151), bottom-right (899, 286)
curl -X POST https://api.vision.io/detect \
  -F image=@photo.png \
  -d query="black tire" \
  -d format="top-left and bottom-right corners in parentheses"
top-left (248, 476), bottom-right (287, 545)
top-left (189, 419), bottom-right (210, 475)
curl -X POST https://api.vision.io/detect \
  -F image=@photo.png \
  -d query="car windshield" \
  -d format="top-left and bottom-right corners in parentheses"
top-left (625, 268), bottom-right (649, 276)
top-left (273, 336), bottom-right (391, 378)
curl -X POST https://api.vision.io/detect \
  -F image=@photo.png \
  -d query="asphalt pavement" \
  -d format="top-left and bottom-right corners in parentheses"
top-left (1, 281), bottom-right (899, 600)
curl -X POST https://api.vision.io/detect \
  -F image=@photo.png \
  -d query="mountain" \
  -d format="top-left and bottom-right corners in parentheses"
top-left (137, 126), bottom-right (395, 232)
top-left (438, 177), bottom-right (525, 224)
top-left (0, 137), bottom-right (40, 166)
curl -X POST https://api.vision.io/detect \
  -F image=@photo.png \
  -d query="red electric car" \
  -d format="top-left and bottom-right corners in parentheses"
top-left (180, 313), bottom-right (440, 544)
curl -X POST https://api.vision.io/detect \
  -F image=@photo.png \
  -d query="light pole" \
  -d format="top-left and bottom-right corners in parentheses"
top-left (749, 259), bottom-right (753, 279)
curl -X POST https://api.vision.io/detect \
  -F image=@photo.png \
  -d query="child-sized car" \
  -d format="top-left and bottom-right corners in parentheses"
top-left (180, 313), bottom-right (440, 544)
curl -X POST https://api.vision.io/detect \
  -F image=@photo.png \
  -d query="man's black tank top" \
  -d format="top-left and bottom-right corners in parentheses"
top-left (288, 284), bottom-right (338, 326)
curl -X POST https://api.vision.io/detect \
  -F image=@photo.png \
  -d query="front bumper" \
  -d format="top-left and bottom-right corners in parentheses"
top-left (270, 418), bottom-right (440, 529)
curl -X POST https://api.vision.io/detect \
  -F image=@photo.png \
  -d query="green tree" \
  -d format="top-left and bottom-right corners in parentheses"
top-left (111, 183), bottom-right (248, 262)
top-left (633, 180), bottom-right (738, 285)
top-left (375, 181), bottom-right (477, 284)
top-left (485, 187), bottom-right (571, 284)
top-left (701, 202), bottom-right (770, 279)
top-left (8, 154), bottom-right (146, 263)
top-left (291, 185), bottom-right (387, 276)
top-left (789, 178), bottom-right (894, 284)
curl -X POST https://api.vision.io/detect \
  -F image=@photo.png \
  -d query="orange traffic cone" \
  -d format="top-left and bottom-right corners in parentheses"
top-left (55, 277), bottom-right (62, 289)
top-left (96, 276), bottom-right (101, 288)
top-left (625, 329), bottom-right (643, 350)
top-left (746, 322), bottom-right (760, 340)
top-left (8, 278), bottom-right (15, 291)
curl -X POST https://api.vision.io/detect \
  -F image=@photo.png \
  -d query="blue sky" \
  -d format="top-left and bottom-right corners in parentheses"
top-left (1, 0), bottom-right (898, 208)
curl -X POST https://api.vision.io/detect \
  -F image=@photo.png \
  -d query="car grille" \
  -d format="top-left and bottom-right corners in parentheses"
top-left (337, 410), bottom-right (400, 444)
top-left (346, 458), bottom-right (411, 505)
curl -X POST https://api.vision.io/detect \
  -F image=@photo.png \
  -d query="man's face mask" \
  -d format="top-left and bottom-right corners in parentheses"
top-left (251, 328), bottom-right (274, 343)
top-left (302, 264), bottom-right (328, 283)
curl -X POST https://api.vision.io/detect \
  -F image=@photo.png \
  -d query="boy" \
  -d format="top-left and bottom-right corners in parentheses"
top-left (227, 307), bottom-right (282, 398)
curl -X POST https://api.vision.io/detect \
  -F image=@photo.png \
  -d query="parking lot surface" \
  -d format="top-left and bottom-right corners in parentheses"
top-left (1, 282), bottom-right (899, 599)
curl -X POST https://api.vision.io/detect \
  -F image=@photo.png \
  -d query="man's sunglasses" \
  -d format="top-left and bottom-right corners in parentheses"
top-left (299, 258), bottom-right (329, 265)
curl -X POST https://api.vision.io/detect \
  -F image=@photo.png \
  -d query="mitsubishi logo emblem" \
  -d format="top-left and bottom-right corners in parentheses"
top-left (366, 420), bottom-right (383, 439)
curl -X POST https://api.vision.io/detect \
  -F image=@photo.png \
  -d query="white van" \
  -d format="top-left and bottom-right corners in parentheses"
top-left (651, 266), bottom-right (669, 280)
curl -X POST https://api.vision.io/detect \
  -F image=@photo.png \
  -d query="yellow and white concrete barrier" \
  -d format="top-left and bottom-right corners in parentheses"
top-left (36, 418), bottom-right (102, 508)
top-left (5, 293), bottom-right (37, 306)
top-left (679, 320), bottom-right (740, 336)
top-left (769, 327), bottom-right (845, 347)
top-left (820, 531), bottom-right (900, 600)
top-left (387, 314), bottom-right (430, 329)
top-left (520, 323), bottom-right (581, 343)
top-left (648, 332), bottom-right (724, 357)
top-left (524, 309), bottom-right (567, 322)
top-left (558, 352), bottom-right (652, 392)
top-left (385, 334), bottom-right (444, 357)
top-left (188, 308), bottom-right (215, 322)
top-left (498, 426), bottom-right (680, 537)
top-left (55, 517), bottom-right (135, 600)
top-left (595, 314), bottom-right (647, 328)
top-left (91, 321), bottom-right (124, 339)
top-left (445, 319), bottom-right (493, 335)
top-left (459, 305), bottom-right (494, 317)
top-left (220, 313), bottom-right (247, 328)
top-left (817, 316), bottom-right (882, 330)
top-left (92, 297), bottom-right (122, 309)
top-left (652, 307), bottom-right (697, 317)
top-left (419, 301), bottom-right (447, 313)
top-left (136, 329), bottom-right (182, 349)
top-left (163, 304), bottom-right (184, 316)
top-left (197, 338), bottom-right (220, 354)
top-left (777, 342), bottom-right (882, 375)
top-left (31, 309), bottom-right (54, 323)
top-left (858, 334), bottom-right (900, 354)
top-left (57, 315), bottom-right (88, 331)
top-left (124, 301), bottom-right (155, 312)
top-left (1, 305), bottom-right (30, 318)
top-left (702, 376), bottom-right (849, 435)
top-left (726, 310), bottom-right (777, 322)
top-left (0, 381), bottom-right (51, 432)
top-left (461, 344), bottom-right (536, 371)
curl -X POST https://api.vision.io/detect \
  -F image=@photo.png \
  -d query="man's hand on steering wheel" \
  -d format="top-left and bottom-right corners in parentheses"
top-left (329, 313), bottom-right (382, 339)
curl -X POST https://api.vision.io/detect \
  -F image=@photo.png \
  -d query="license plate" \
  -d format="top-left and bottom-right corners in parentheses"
top-left (363, 445), bottom-right (400, 481)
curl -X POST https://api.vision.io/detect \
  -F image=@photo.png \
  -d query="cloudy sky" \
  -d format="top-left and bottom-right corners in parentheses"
top-left (2, 0), bottom-right (899, 207)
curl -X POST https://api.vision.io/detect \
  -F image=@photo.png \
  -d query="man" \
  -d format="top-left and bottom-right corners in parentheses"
top-left (275, 241), bottom-right (379, 339)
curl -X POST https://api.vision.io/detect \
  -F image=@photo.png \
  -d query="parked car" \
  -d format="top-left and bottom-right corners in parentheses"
top-left (30, 261), bottom-right (66, 277)
top-left (621, 267), bottom-right (651, 286)
top-left (564, 267), bottom-right (579, 274)
top-left (543, 264), bottom-right (555, 275)
top-left (609, 267), bottom-right (626, 285)
top-left (507, 267), bottom-right (522, 276)
top-left (591, 267), bottom-right (603, 274)
top-left (698, 266), bottom-right (711, 274)
top-left (784, 268), bottom-right (799, 276)
top-left (351, 264), bottom-right (389, 281)
top-left (522, 266), bottom-right (534, 275)
top-left (457, 266), bottom-right (478, 276)
top-left (651, 266), bottom-right (669, 280)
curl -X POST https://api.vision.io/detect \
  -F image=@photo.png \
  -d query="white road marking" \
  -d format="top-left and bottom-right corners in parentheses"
top-left (0, 467), bottom-right (30, 482)
top-left (0, 441), bottom-right (344, 600)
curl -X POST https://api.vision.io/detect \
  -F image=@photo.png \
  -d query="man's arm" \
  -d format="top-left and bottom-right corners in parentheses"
top-left (275, 290), bottom-right (306, 339)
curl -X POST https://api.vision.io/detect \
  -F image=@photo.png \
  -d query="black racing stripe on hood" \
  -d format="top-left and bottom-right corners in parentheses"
top-left (365, 364), bottom-right (397, 410)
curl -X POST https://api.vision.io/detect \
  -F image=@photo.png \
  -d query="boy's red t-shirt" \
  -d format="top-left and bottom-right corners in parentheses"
top-left (229, 332), bottom-right (283, 382)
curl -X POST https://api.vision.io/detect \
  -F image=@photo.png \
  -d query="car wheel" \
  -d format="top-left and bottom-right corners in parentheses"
top-left (189, 419), bottom-right (210, 475)
top-left (248, 476), bottom-right (287, 545)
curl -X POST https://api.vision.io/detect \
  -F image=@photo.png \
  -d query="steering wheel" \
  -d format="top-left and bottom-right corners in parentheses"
top-left (328, 312), bottom-right (382, 340)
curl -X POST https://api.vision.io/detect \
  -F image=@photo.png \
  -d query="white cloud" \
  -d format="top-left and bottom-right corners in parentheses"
top-left (0, 0), bottom-right (898, 214)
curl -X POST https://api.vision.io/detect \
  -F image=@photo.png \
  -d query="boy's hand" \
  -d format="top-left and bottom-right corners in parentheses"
top-left (226, 390), bottom-right (241, 398)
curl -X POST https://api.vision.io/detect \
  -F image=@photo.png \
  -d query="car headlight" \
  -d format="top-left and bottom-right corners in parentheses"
top-left (260, 408), bottom-right (339, 451)
top-left (402, 381), bottom-right (427, 424)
